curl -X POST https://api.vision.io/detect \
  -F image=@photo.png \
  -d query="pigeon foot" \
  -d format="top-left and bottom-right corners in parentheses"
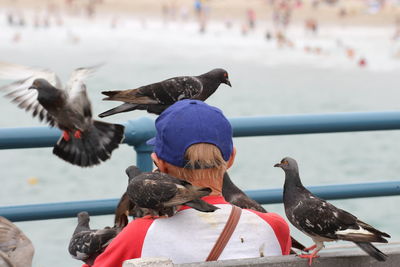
top-left (303, 244), bottom-right (317, 252)
top-left (298, 252), bottom-right (319, 266)
top-left (74, 130), bottom-right (82, 139)
top-left (62, 131), bottom-right (70, 141)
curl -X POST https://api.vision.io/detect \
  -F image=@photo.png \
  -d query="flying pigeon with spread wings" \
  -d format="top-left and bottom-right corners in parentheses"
top-left (0, 62), bottom-right (124, 167)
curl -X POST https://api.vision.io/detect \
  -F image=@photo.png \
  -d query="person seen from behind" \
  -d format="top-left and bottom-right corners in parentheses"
top-left (88, 99), bottom-right (291, 266)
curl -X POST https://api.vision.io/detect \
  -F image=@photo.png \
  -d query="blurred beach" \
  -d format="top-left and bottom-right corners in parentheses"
top-left (1, 0), bottom-right (400, 266)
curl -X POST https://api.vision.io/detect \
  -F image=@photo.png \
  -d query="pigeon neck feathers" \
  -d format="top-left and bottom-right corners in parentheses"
top-left (283, 169), bottom-right (311, 207)
top-left (283, 168), bottom-right (304, 189)
top-left (74, 219), bottom-right (90, 235)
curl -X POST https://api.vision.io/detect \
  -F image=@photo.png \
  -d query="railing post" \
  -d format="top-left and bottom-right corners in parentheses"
top-left (134, 143), bottom-right (154, 172)
top-left (123, 117), bottom-right (156, 172)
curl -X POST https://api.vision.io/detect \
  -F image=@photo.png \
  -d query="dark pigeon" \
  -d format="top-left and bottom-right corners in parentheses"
top-left (274, 157), bottom-right (390, 266)
top-left (98, 68), bottom-right (231, 117)
top-left (68, 212), bottom-right (117, 265)
top-left (0, 216), bottom-right (34, 267)
top-left (222, 172), bottom-right (306, 253)
top-left (114, 165), bottom-right (144, 230)
top-left (0, 62), bottom-right (125, 167)
top-left (127, 172), bottom-right (219, 217)
top-left (222, 172), bottom-right (267, 212)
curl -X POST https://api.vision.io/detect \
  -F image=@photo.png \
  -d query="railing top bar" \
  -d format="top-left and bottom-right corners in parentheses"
top-left (1, 180), bottom-right (399, 222)
top-left (1, 111), bottom-right (400, 149)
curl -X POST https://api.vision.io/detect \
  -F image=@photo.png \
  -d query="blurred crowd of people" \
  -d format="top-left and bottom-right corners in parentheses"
top-left (2, 0), bottom-right (400, 66)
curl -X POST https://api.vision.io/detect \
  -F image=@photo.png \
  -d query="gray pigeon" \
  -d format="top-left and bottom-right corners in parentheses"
top-left (127, 172), bottom-right (218, 217)
top-left (274, 157), bottom-right (390, 266)
top-left (0, 216), bottom-right (34, 267)
top-left (98, 68), bottom-right (231, 117)
top-left (0, 62), bottom-right (125, 167)
top-left (221, 172), bottom-right (306, 252)
top-left (68, 212), bottom-right (117, 265)
top-left (114, 165), bottom-right (144, 230)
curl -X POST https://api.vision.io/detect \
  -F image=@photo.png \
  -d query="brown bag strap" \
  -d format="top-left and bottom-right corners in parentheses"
top-left (206, 205), bottom-right (242, 261)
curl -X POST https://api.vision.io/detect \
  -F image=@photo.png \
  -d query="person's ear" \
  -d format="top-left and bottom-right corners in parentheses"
top-left (226, 147), bottom-right (236, 169)
top-left (151, 153), bottom-right (169, 173)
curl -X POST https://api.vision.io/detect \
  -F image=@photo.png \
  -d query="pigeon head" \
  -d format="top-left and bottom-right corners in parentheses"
top-left (77, 211), bottom-right (90, 225)
top-left (125, 165), bottom-right (142, 183)
top-left (209, 68), bottom-right (231, 87)
top-left (274, 157), bottom-right (299, 172)
top-left (29, 78), bottom-right (54, 92)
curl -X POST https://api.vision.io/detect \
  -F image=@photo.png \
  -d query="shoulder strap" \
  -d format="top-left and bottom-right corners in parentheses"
top-left (206, 205), bottom-right (242, 261)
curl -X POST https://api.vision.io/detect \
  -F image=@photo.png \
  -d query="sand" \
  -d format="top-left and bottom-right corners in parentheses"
top-left (0, 0), bottom-right (399, 26)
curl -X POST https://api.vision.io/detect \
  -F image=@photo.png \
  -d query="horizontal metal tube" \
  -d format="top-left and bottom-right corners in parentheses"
top-left (1, 181), bottom-right (399, 222)
top-left (2, 111), bottom-right (400, 149)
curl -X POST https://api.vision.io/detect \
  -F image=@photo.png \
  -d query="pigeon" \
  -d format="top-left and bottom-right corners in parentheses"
top-left (274, 157), bottom-right (390, 266)
top-left (222, 172), bottom-right (306, 253)
top-left (222, 172), bottom-right (267, 212)
top-left (68, 211), bottom-right (117, 265)
top-left (0, 216), bottom-right (34, 267)
top-left (127, 172), bottom-right (219, 217)
top-left (114, 165), bottom-right (143, 229)
top-left (98, 68), bottom-right (231, 118)
top-left (0, 62), bottom-right (125, 167)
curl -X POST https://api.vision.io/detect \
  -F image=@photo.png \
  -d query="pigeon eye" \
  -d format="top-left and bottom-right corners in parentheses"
top-left (282, 160), bottom-right (288, 165)
top-left (224, 73), bottom-right (228, 77)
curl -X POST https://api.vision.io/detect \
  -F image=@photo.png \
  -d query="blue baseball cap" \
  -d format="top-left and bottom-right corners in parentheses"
top-left (147, 99), bottom-right (233, 168)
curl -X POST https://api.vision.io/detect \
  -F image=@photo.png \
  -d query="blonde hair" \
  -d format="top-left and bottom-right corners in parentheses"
top-left (167, 143), bottom-right (228, 181)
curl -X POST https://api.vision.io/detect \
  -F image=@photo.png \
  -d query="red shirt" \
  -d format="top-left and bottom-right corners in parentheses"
top-left (85, 196), bottom-right (291, 267)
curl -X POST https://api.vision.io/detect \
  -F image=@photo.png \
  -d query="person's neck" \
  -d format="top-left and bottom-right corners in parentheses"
top-left (184, 175), bottom-right (223, 196)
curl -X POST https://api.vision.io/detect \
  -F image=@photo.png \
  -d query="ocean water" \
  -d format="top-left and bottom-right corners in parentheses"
top-left (1, 14), bottom-right (400, 266)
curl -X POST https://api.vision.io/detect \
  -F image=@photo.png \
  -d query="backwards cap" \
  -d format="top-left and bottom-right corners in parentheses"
top-left (147, 99), bottom-right (233, 168)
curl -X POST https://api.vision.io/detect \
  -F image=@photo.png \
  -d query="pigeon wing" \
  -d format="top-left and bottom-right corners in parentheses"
top-left (0, 61), bottom-right (61, 87)
top-left (289, 196), bottom-right (358, 240)
top-left (69, 228), bottom-right (116, 259)
top-left (129, 177), bottom-right (178, 209)
top-left (0, 62), bottom-right (62, 126)
top-left (136, 76), bottom-right (203, 104)
top-left (65, 66), bottom-right (100, 119)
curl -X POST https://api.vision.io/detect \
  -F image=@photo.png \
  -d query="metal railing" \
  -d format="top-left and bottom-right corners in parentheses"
top-left (1, 111), bottom-right (400, 222)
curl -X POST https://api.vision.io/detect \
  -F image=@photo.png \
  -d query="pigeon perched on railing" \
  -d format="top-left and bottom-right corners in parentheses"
top-left (274, 157), bottom-right (390, 266)
top-left (221, 172), bottom-right (306, 253)
top-left (98, 68), bottom-right (231, 117)
top-left (68, 212), bottom-right (117, 266)
top-left (0, 216), bottom-right (34, 267)
top-left (0, 62), bottom-right (125, 167)
top-left (127, 172), bottom-right (218, 217)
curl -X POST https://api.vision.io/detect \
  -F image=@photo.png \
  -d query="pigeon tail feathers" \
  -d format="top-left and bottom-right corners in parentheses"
top-left (355, 242), bottom-right (387, 262)
top-left (184, 199), bottom-right (219, 212)
top-left (101, 90), bottom-right (121, 98)
top-left (98, 103), bottom-right (140, 118)
top-left (53, 121), bottom-right (124, 167)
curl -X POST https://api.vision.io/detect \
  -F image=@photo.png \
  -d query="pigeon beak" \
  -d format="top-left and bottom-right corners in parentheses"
top-left (274, 163), bottom-right (281, 168)
top-left (28, 85), bottom-right (37, 90)
top-left (225, 79), bottom-right (232, 87)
